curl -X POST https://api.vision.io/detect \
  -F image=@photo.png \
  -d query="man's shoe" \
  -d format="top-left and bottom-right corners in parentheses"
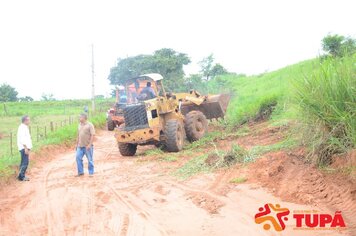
top-left (75, 173), bottom-right (84, 177)
top-left (18, 177), bottom-right (29, 181)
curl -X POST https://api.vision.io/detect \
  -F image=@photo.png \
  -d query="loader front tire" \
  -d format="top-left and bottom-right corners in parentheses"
top-left (118, 143), bottom-right (137, 156)
top-left (107, 116), bottom-right (115, 131)
top-left (165, 120), bottom-right (184, 152)
top-left (184, 111), bottom-right (208, 142)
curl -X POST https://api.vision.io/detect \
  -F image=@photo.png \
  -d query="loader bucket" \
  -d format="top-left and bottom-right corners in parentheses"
top-left (181, 93), bottom-right (231, 120)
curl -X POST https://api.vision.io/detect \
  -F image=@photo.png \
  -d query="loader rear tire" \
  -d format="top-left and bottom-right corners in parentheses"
top-left (165, 120), bottom-right (184, 152)
top-left (184, 111), bottom-right (208, 142)
top-left (118, 143), bottom-right (137, 156)
top-left (107, 116), bottom-right (115, 131)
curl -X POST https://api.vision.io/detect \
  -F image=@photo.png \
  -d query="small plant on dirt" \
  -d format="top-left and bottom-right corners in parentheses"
top-left (205, 144), bottom-right (253, 169)
top-left (160, 155), bottom-right (178, 162)
top-left (221, 125), bottom-right (251, 140)
top-left (230, 177), bottom-right (247, 184)
top-left (249, 138), bottom-right (297, 157)
top-left (229, 144), bottom-right (254, 164)
top-left (184, 131), bottom-right (222, 150)
top-left (174, 154), bottom-right (210, 179)
top-left (142, 148), bottom-right (164, 156)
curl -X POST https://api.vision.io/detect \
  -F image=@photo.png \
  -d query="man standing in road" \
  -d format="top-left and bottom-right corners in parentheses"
top-left (75, 113), bottom-right (95, 177)
top-left (17, 115), bottom-right (32, 181)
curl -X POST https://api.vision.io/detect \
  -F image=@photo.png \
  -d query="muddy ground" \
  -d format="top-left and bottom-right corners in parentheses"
top-left (0, 122), bottom-right (355, 236)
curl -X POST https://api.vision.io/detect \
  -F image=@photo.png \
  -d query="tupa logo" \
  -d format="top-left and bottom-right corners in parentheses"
top-left (255, 203), bottom-right (290, 231)
top-left (255, 203), bottom-right (347, 232)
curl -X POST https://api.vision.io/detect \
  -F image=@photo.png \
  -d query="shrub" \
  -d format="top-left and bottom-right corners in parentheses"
top-left (294, 55), bottom-right (356, 165)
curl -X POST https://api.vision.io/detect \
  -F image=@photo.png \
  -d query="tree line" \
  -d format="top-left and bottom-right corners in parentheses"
top-left (0, 84), bottom-right (56, 102)
top-left (108, 48), bottom-right (232, 93)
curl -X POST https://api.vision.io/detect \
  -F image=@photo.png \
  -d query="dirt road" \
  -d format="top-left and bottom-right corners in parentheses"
top-left (0, 130), bottom-right (352, 236)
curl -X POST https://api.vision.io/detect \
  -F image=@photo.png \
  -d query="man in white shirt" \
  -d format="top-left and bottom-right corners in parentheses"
top-left (17, 115), bottom-right (32, 181)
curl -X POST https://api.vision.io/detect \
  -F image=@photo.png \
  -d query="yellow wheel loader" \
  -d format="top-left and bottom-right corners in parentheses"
top-left (114, 73), bottom-right (230, 156)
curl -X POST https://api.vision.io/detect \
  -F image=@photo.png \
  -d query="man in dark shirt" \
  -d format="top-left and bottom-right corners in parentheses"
top-left (140, 82), bottom-right (156, 100)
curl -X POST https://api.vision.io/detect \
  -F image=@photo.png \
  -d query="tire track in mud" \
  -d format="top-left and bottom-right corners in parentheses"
top-left (3, 129), bottom-right (353, 236)
top-left (161, 180), bottom-right (227, 214)
top-left (89, 141), bottom-right (135, 235)
top-left (43, 166), bottom-right (56, 235)
top-left (108, 185), bottom-right (168, 235)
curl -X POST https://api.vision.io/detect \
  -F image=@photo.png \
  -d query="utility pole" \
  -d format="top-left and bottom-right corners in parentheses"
top-left (91, 44), bottom-right (95, 112)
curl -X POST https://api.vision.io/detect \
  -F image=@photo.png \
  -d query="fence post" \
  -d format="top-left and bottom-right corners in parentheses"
top-left (50, 122), bottom-right (54, 132)
top-left (3, 103), bottom-right (8, 115)
top-left (10, 132), bottom-right (13, 156)
top-left (37, 126), bottom-right (39, 142)
top-left (44, 126), bottom-right (47, 138)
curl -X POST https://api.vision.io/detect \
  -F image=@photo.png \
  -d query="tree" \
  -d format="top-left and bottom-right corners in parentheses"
top-left (341, 37), bottom-right (356, 55)
top-left (198, 54), bottom-right (214, 81)
top-left (41, 93), bottom-right (56, 101)
top-left (322, 34), bottom-right (356, 57)
top-left (95, 95), bottom-right (105, 99)
top-left (19, 96), bottom-right (34, 102)
top-left (0, 83), bottom-right (18, 102)
top-left (185, 74), bottom-right (206, 92)
top-left (211, 63), bottom-right (229, 77)
top-left (198, 54), bottom-right (230, 81)
top-left (108, 48), bottom-right (191, 92)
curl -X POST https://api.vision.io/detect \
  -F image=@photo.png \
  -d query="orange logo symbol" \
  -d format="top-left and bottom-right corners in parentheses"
top-left (255, 203), bottom-right (290, 231)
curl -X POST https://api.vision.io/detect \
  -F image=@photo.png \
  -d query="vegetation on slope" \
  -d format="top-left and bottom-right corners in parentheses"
top-left (209, 55), bottom-right (355, 166)
top-left (294, 56), bottom-right (356, 165)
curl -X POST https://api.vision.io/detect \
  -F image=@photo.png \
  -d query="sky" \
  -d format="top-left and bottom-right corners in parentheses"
top-left (0, 0), bottom-right (355, 100)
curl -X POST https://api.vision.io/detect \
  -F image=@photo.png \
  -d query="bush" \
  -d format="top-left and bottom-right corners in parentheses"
top-left (322, 34), bottom-right (356, 57)
top-left (294, 55), bottom-right (356, 165)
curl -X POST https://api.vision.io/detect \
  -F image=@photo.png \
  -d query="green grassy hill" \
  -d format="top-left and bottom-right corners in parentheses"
top-left (214, 56), bottom-right (355, 165)
top-left (212, 59), bottom-right (317, 125)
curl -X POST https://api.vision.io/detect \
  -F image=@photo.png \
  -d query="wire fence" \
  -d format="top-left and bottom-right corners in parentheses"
top-left (2, 116), bottom-right (76, 157)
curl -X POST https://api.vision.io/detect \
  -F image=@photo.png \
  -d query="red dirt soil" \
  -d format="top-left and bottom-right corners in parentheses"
top-left (0, 123), bottom-right (355, 236)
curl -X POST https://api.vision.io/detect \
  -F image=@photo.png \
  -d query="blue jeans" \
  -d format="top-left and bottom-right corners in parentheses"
top-left (76, 146), bottom-right (94, 175)
top-left (18, 149), bottom-right (29, 180)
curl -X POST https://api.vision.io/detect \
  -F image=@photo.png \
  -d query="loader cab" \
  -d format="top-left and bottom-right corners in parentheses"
top-left (118, 74), bottom-right (167, 133)
top-left (125, 73), bottom-right (165, 103)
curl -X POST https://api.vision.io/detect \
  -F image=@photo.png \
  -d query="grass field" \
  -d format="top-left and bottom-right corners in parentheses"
top-left (0, 99), bottom-right (113, 179)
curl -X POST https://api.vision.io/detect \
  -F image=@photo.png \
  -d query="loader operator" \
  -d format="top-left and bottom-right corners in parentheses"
top-left (139, 82), bottom-right (156, 100)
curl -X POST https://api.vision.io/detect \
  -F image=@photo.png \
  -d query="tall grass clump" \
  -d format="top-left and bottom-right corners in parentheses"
top-left (294, 55), bottom-right (356, 165)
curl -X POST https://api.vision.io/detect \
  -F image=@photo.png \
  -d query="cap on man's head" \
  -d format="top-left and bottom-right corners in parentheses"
top-left (147, 82), bottom-right (151, 87)
top-left (21, 115), bottom-right (29, 123)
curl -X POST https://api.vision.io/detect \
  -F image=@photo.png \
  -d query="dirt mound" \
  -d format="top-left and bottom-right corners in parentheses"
top-left (205, 152), bottom-right (237, 167)
top-left (254, 101), bottom-right (277, 122)
top-left (247, 149), bottom-right (356, 230)
top-left (187, 192), bottom-right (224, 214)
